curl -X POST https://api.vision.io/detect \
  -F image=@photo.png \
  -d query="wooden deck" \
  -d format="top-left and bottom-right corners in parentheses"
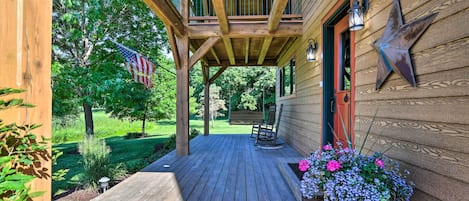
top-left (93, 134), bottom-right (302, 201)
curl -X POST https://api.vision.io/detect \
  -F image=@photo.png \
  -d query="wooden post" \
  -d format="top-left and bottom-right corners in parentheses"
top-left (0, 0), bottom-right (52, 199)
top-left (203, 66), bottom-right (210, 136)
top-left (175, 0), bottom-right (190, 156)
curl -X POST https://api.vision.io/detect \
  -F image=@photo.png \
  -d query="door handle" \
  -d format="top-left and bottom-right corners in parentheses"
top-left (344, 94), bottom-right (349, 103)
top-left (330, 96), bottom-right (336, 113)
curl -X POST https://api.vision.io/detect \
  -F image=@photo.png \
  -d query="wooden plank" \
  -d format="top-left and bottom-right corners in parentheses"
top-left (189, 36), bottom-right (221, 68)
top-left (203, 81), bottom-right (210, 136)
top-left (268, 0), bottom-right (289, 31)
top-left (222, 36), bottom-right (236, 65)
top-left (211, 0), bottom-right (229, 34)
top-left (355, 116), bottom-right (469, 154)
top-left (245, 38), bottom-right (250, 64)
top-left (209, 48), bottom-right (221, 65)
top-left (143, 0), bottom-right (185, 37)
top-left (176, 34), bottom-right (190, 156)
top-left (209, 65), bottom-right (228, 84)
top-left (189, 14), bottom-right (303, 21)
top-left (167, 26), bottom-right (181, 69)
top-left (188, 21), bottom-right (303, 38)
top-left (0, 1), bottom-right (53, 199)
top-left (257, 36), bottom-right (273, 64)
top-left (207, 59), bottom-right (278, 66)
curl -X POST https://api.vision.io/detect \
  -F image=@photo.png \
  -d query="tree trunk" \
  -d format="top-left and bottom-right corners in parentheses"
top-left (83, 103), bottom-right (94, 135)
top-left (142, 109), bottom-right (147, 136)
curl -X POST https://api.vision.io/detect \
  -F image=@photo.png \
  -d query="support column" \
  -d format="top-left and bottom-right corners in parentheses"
top-left (204, 66), bottom-right (210, 136)
top-left (0, 0), bottom-right (52, 199)
top-left (175, 0), bottom-right (190, 156)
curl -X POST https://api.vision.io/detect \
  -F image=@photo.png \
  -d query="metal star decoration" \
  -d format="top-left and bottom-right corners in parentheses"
top-left (372, 0), bottom-right (438, 90)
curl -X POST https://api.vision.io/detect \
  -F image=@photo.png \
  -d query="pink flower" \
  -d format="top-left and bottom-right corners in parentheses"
top-left (326, 160), bottom-right (341, 172)
top-left (299, 159), bottom-right (310, 172)
top-left (323, 145), bottom-right (333, 151)
top-left (375, 159), bottom-right (385, 168)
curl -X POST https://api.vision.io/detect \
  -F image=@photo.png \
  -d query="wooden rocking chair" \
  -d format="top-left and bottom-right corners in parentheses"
top-left (250, 105), bottom-right (276, 138)
top-left (255, 104), bottom-right (283, 146)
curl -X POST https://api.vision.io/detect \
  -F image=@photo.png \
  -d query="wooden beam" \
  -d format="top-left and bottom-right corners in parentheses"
top-left (245, 38), bottom-right (250, 64)
top-left (222, 36), bottom-right (236, 65)
top-left (175, 35), bottom-right (190, 156)
top-left (143, 0), bottom-right (185, 37)
top-left (202, 65), bottom-right (209, 84)
top-left (207, 59), bottom-right (278, 66)
top-left (277, 37), bottom-right (300, 66)
top-left (0, 0), bottom-right (53, 198)
top-left (258, 37), bottom-right (273, 65)
top-left (209, 65), bottom-right (228, 84)
top-left (203, 66), bottom-right (210, 136)
top-left (167, 26), bottom-right (181, 69)
top-left (268, 0), bottom-right (289, 32)
top-left (189, 14), bottom-right (303, 21)
top-left (189, 36), bottom-right (221, 68)
top-left (188, 21), bottom-right (302, 39)
top-left (211, 0), bottom-right (229, 34)
top-left (210, 48), bottom-right (221, 65)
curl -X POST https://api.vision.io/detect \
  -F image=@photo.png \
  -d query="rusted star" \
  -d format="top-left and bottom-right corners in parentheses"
top-left (372, 0), bottom-right (437, 90)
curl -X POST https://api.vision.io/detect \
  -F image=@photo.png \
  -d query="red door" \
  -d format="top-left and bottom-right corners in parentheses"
top-left (333, 16), bottom-right (353, 147)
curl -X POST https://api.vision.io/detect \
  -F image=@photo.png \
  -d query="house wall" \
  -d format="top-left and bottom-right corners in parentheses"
top-left (276, 0), bottom-right (469, 200)
top-left (0, 0), bottom-right (52, 200)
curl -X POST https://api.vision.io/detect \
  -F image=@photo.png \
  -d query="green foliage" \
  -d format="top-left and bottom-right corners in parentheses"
top-left (0, 88), bottom-right (47, 200)
top-left (190, 67), bottom-right (276, 119)
top-left (78, 136), bottom-right (111, 188)
top-left (52, 0), bottom-right (168, 135)
top-left (52, 148), bottom-right (69, 182)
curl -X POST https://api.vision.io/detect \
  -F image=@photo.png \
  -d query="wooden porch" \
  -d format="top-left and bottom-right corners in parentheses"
top-left (93, 134), bottom-right (301, 201)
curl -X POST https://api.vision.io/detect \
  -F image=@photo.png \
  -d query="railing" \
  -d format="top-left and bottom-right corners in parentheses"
top-left (190, 0), bottom-right (302, 17)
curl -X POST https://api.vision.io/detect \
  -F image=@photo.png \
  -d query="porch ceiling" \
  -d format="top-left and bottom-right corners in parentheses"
top-left (144, 0), bottom-right (303, 67)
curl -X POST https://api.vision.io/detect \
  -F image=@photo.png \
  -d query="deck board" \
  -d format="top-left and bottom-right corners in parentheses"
top-left (93, 134), bottom-right (301, 201)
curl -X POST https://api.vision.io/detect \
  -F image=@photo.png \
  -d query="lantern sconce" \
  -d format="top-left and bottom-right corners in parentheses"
top-left (306, 39), bottom-right (317, 62)
top-left (349, 0), bottom-right (369, 31)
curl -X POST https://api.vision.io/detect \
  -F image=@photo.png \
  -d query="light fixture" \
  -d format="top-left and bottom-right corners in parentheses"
top-left (99, 177), bottom-right (110, 193)
top-left (349, 0), bottom-right (369, 31)
top-left (306, 39), bottom-right (317, 62)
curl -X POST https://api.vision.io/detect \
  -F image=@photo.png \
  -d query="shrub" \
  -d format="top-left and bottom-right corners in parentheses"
top-left (0, 88), bottom-right (48, 200)
top-left (190, 128), bottom-right (200, 139)
top-left (78, 136), bottom-right (111, 188)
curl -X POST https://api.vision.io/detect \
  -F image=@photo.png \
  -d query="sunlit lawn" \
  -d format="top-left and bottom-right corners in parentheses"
top-left (52, 111), bottom-right (252, 195)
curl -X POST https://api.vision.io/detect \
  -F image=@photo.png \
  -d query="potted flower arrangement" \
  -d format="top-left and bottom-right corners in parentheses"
top-left (298, 143), bottom-right (414, 201)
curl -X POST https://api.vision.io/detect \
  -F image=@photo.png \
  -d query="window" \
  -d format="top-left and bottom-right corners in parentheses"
top-left (280, 58), bottom-right (296, 97)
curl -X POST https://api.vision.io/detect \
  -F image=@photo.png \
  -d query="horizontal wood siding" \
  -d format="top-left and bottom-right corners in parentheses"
top-left (276, 0), bottom-right (469, 200)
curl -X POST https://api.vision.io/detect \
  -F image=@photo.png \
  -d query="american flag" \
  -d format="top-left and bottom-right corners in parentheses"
top-left (114, 42), bottom-right (154, 88)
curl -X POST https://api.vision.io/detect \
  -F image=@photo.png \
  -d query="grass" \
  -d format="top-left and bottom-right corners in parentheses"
top-left (52, 111), bottom-right (252, 195)
top-left (53, 111), bottom-right (252, 143)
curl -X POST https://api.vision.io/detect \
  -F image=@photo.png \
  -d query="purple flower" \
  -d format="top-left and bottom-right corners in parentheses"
top-left (323, 144), bottom-right (333, 151)
top-left (326, 160), bottom-right (341, 172)
top-left (299, 159), bottom-right (310, 172)
top-left (375, 159), bottom-right (385, 168)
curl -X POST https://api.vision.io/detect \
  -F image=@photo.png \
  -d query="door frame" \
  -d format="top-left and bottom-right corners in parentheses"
top-left (321, 0), bottom-right (356, 146)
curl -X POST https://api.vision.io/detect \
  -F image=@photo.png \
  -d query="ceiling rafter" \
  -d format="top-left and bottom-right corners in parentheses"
top-left (143, 0), bottom-right (185, 37)
top-left (189, 36), bottom-right (221, 68)
top-left (268, 0), bottom-right (290, 32)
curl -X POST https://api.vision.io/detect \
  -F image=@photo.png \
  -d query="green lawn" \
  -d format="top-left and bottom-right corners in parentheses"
top-left (53, 111), bottom-right (252, 143)
top-left (52, 112), bottom-right (252, 195)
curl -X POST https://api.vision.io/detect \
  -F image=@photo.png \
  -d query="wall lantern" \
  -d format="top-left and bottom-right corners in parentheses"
top-left (306, 39), bottom-right (317, 62)
top-left (349, 0), bottom-right (369, 31)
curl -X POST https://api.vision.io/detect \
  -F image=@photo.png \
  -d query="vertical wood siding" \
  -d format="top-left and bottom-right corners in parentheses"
top-left (0, 1), bottom-right (53, 200)
top-left (276, 0), bottom-right (469, 200)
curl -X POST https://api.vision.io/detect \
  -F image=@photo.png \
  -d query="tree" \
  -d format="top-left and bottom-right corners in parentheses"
top-left (97, 57), bottom-right (176, 135)
top-left (198, 84), bottom-right (227, 127)
top-left (52, 0), bottom-right (166, 135)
